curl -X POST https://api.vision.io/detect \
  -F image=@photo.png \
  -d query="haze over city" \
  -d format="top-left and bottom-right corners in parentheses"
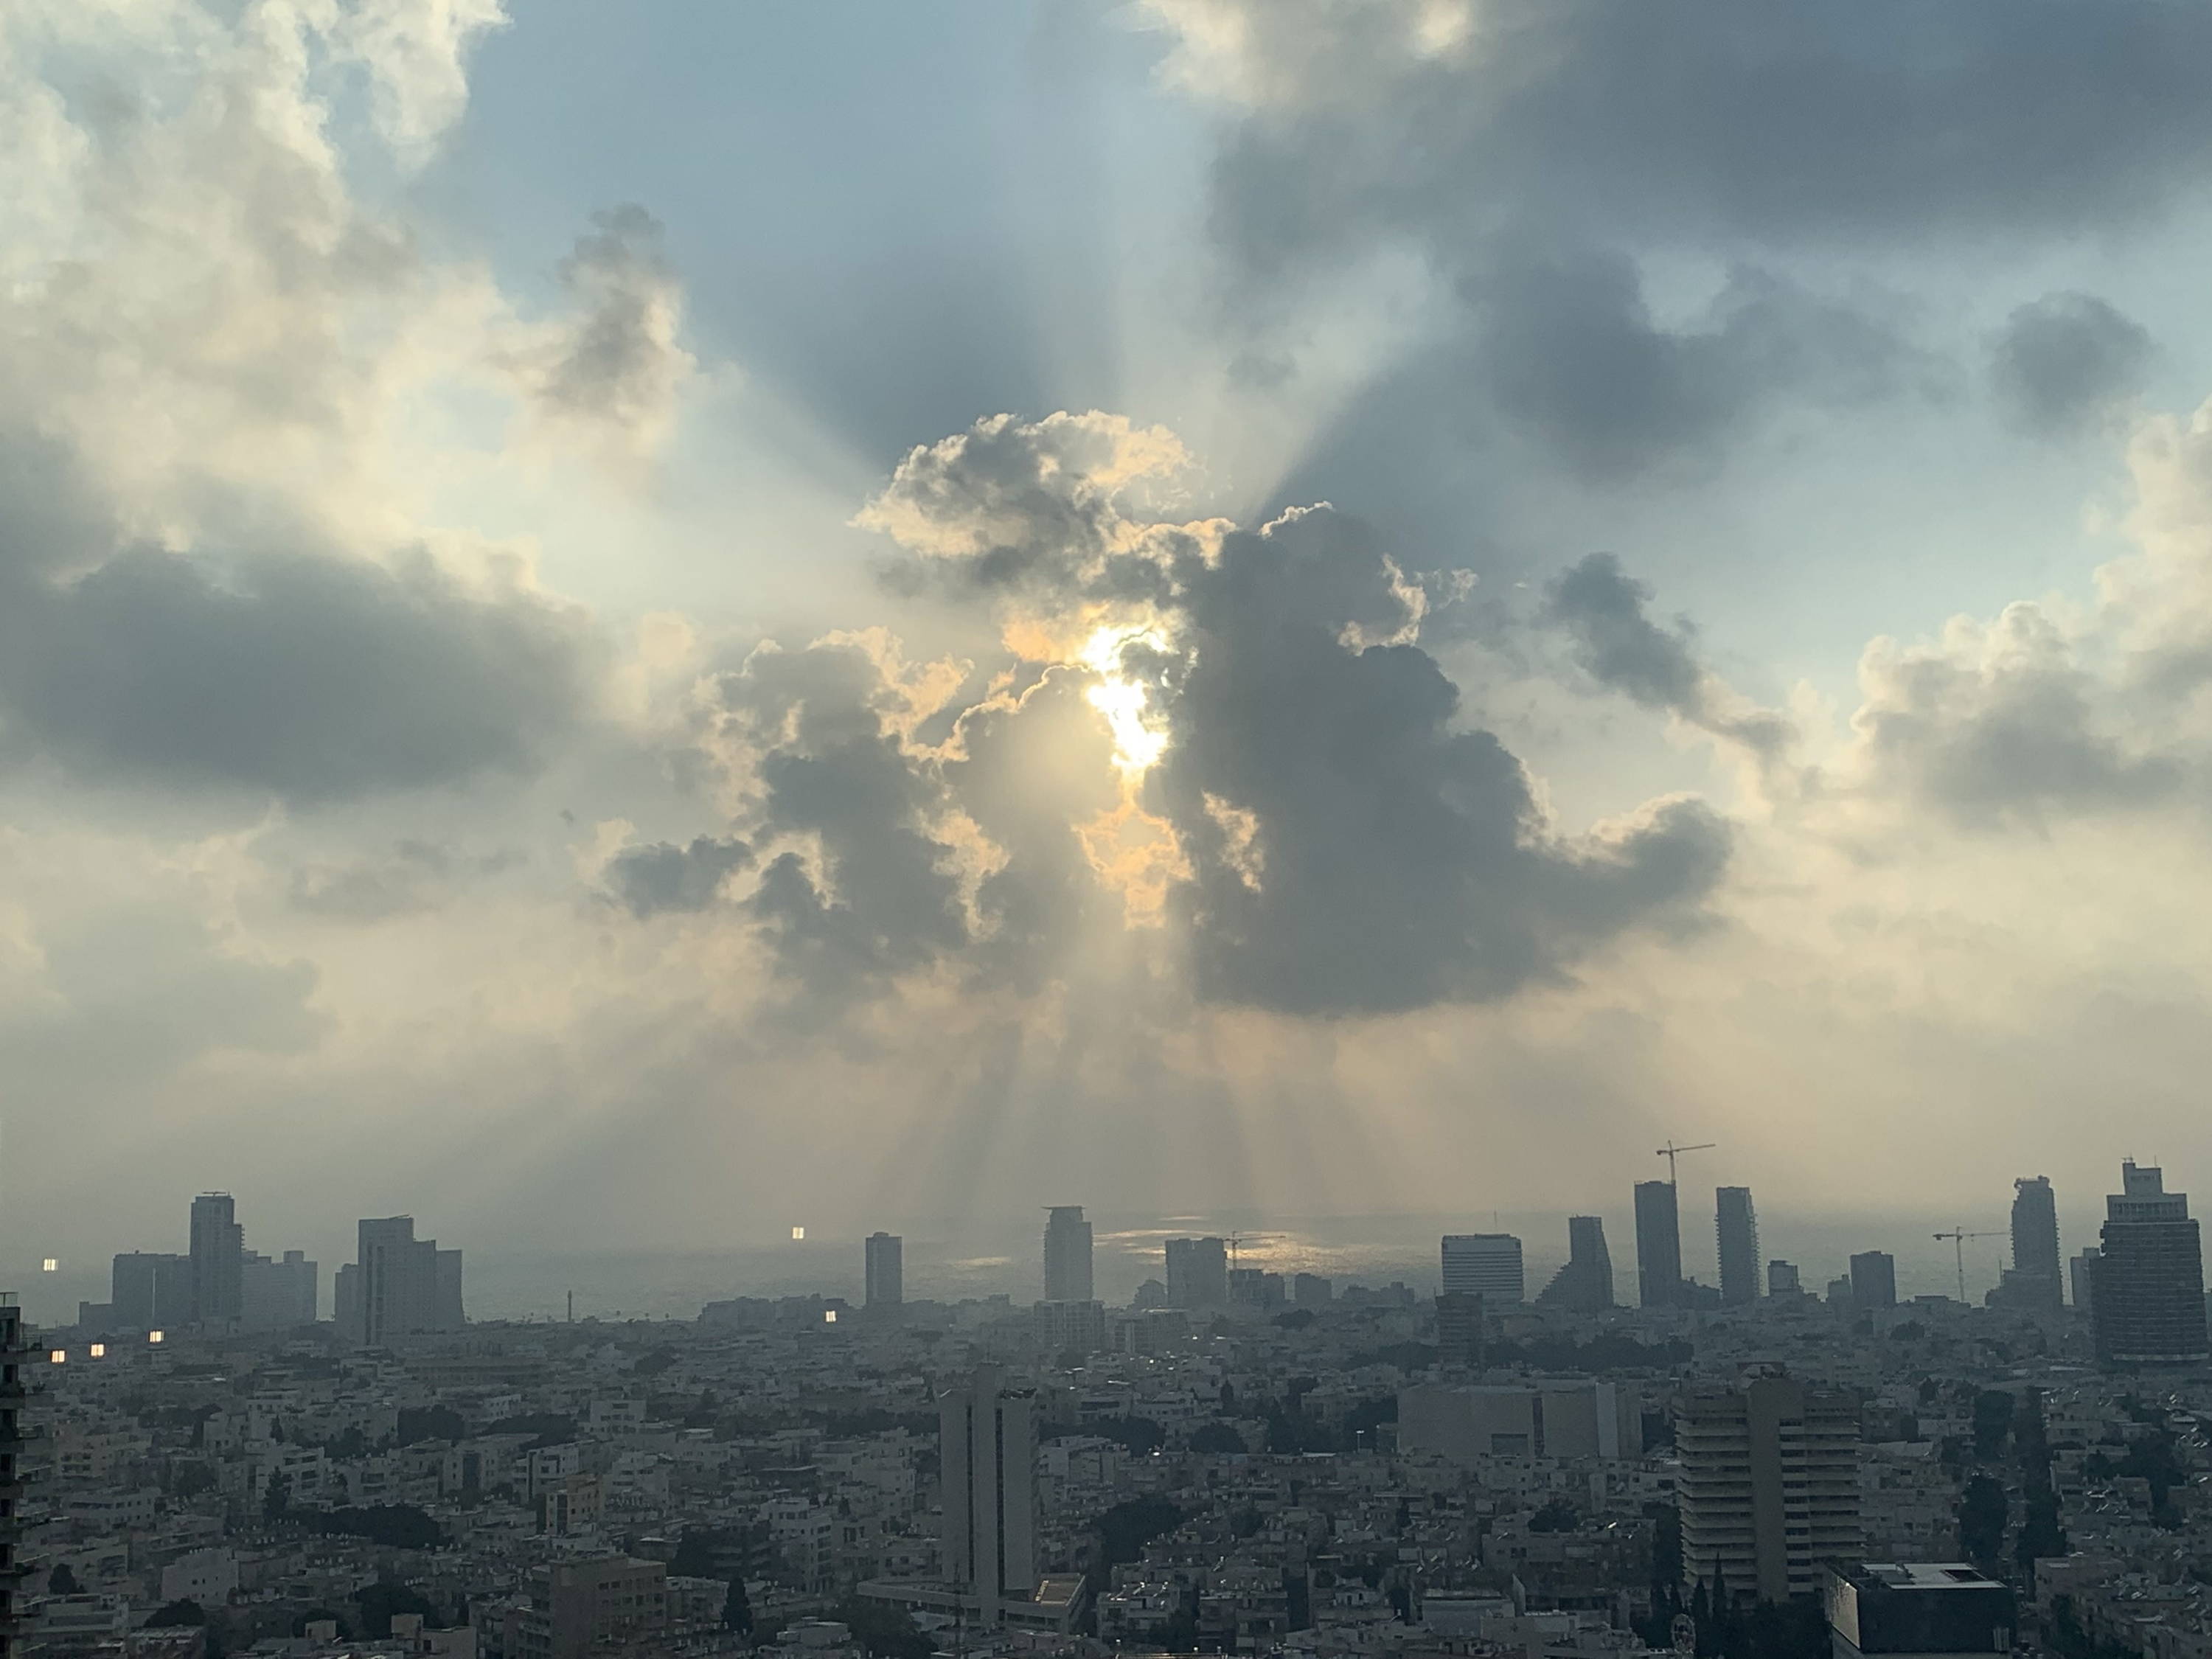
top-left (13, 1), bottom-right (2212, 1302)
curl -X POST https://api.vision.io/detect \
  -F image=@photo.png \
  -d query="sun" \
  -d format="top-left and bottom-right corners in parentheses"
top-left (1080, 624), bottom-right (1171, 774)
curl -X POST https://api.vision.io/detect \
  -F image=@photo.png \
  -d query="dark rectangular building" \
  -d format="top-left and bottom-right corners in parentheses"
top-left (1823, 1562), bottom-right (2014, 1658)
top-left (2092, 1161), bottom-right (2208, 1366)
top-left (1635, 1180), bottom-right (1683, 1309)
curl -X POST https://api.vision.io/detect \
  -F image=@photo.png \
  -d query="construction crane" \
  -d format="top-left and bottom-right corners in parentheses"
top-left (1655, 1141), bottom-right (1716, 1186)
top-left (1933, 1228), bottom-right (2004, 1304)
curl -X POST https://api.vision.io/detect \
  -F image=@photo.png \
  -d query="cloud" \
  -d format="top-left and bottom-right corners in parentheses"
top-left (288, 839), bottom-right (523, 919)
top-left (1991, 292), bottom-right (2154, 438)
top-left (1152, 0), bottom-right (2212, 255)
top-left (603, 835), bottom-right (754, 918)
top-left (857, 410), bottom-right (1202, 591)
top-left (700, 640), bottom-right (973, 1008)
top-left (1845, 603), bottom-right (2180, 831)
top-left (1473, 249), bottom-right (1926, 479)
top-left (0, 544), bottom-right (598, 803)
top-left (1544, 552), bottom-right (1793, 758)
top-left (1147, 1), bottom-right (2209, 479)
top-left (528, 206), bottom-right (697, 469)
top-left (1150, 506), bottom-right (1731, 1012)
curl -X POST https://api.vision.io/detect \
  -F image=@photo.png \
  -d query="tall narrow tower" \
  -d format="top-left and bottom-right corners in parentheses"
top-left (1635, 1180), bottom-right (1683, 1309)
top-left (1716, 1188), bottom-right (1761, 1307)
top-left (188, 1193), bottom-right (243, 1328)
top-left (2093, 1162), bottom-right (2209, 1366)
top-left (939, 1365), bottom-right (1036, 1623)
top-left (2010, 1177), bottom-right (2064, 1310)
top-left (1042, 1207), bottom-right (1093, 1303)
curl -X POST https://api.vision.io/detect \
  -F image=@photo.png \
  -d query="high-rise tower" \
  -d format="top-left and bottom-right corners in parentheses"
top-left (1634, 1180), bottom-right (1683, 1309)
top-left (1716, 1188), bottom-right (1761, 1307)
top-left (2008, 1176), bottom-right (2064, 1310)
top-left (187, 1193), bottom-right (243, 1328)
top-left (1677, 1372), bottom-right (1860, 1603)
top-left (1441, 1234), bottom-right (1524, 1304)
top-left (1042, 1207), bottom-right (1093, 1303)
top-left (1537, 1216), bottom-right (1615, 1312)
top-left (864, 1233), bottom-right (903, 1307)
top-left (2092, 1161), bottom-right (2209, 1366)
top-left (939, 1364), bottom-right (1036, 1623)
top-left (1164, 1237), bottom-right (1229, 1309)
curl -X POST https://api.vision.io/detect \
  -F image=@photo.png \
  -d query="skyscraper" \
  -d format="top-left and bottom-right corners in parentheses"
top-left (2092, 1161), bottom-right (2209, 1366)
top-left (1164, 1237), bottom-right (1229, 1309)
top-left (2070, 1248), bottom-right (2101, 1316)
top-left (1716, 1187), bottom-right (1761, 1307)
top-left (1848, 1250), bottom-right (1897, 1310)
top-left (240, 1250), bottom-right (318, 1329)
top-left (1433, 1292), bottom-right (1484, 1366)
top-left (1634, 1180), bottom-right (1683, 1309)
top-left (1441, 1234), bottom-right (1523, 1304)
top-left (187, 1193), bottom-right (243, 1328)
top-left (350, 1217), bottom-right (465, 1345)
top-left (1042, 1207), bottom-right (1092, 1303)
top-left (865, 1233), bottom-right (903, 1307)
top-left (2009, 1176), bottom-right (2064, 1311)
top-left (1677, 1372), bottom-right (1861, 1603)
top-left (1536, 1216), bottom-right (1614, 1312)
top-left (111, 1252), bottom-right (191, 1332)
top-left (939, 1364), bottom-right (1036, 1622)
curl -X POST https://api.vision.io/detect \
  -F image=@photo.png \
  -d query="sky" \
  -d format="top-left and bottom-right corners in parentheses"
top-left (10, 0), bottom-right (2212, 1307)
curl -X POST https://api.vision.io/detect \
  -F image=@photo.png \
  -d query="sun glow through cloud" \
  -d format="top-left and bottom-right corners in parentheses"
top-left (1081, 625), bottom-right (1172, 774)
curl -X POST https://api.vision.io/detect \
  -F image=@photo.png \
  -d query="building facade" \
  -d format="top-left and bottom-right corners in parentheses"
top-left (187, 1193), bottom-right (243, 1328)
top-left (864, 1233), bottom-right (902, 1307)
top-left (1164, 1237), bottom-right (1228, 1310)
top-left (2092, 1161), bottom-right (2210, 1365)
top-left (2009, 1176), bottom-right (2064, 1310)
top-left (1441, 1234), bottom-right (1524, 1305)
top-left (1042, 1208), bottom-right (1092, 1304)
top-left (1634, 1181), bottom-right (1683, 1309)
top-left (1717, 1187), bottom-right (1761, 1307)
top-left (347, 1217), bottom-right (465, 1345)
top-left (940, 1364), bottom-right (1036, 1622)
top-left (1677, 1373), bottom-right (1861, 1603)
top-left (1537, 1216), bottom-right (1615, 1312)
top-left (1850, 1251), bottom-right (1899, 1310)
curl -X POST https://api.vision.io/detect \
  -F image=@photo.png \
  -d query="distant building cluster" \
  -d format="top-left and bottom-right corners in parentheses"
top-left (2, 1159), bottom-right (2207, 1659)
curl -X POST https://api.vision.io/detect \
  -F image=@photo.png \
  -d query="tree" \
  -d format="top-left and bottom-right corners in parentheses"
top-left (722, 1576), bottom-right (753, 1635)
top-left (1958, 1474), bottom-right (2009, 1568)
top-left (1095, 1495), bottom-right (1183, 1567)
top-left (48, 1563), bottom-right (82, 1596)
top-left (262, 1468), bottom-right (291, 1526)
top-left (1972, 1391), bottom-right (2016, 1461)
top-left (1529, 1499), bottom-right (1579, 1534)
top-left (355, 1582), bottom-right (441, 1639)
top-left (146, 1601), bottom-right (206, 1629)
top-left (1189, 1421), bottom-right (1246, 1455)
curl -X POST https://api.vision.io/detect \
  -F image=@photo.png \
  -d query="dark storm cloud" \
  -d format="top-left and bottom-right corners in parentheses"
top-left (1474, 249), bottom-right (1924, 479)
top-left (1152, 507), bottom-right (1731, 1012)
top-left (0, 545), bottom-right (597, 803)
top-left (1544, 552), bottom-right (1794, 758)
top-left (1990, 293), bottom-right (2154, 437)
top-left (706, 642), bottom-right (969, 1003)
top-left (1166, 1), bottom-right (2211, 481)
top-left (1545, 553), bottom-right (1702, 711)
top-left (1192, 1), bottom-right (2212, 271)
top-left (604, 835), bottom-right (755, 919)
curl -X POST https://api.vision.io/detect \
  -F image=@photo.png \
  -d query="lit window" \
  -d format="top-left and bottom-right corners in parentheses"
top-left (48, 1350), bottom-right (63, 1364)
top-left (824, 1310), bottom-right (838, 1324)
top-left (39, 1259), bottom-right (55, 1273)
top-left (88, 1343), bottom-right (105, 1359)
top-left (790, 1226), bottom-right (805, 1241)
top-left (147, 1331), bottom-right (164, 1344)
